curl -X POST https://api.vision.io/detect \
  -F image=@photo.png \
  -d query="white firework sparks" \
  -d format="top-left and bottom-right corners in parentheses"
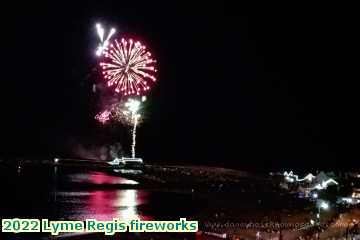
top-left (95, 23), bottom-right (116, 56)
top-left (95, 98), bottom-right (143, 158)
top-left (125, 99), bottom-right (141, 158)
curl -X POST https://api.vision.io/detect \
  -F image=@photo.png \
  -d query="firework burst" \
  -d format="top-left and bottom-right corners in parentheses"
top-left (95, 98), bottom-right (143, 158)
top-left (95, 109), bottom-right (111, 124)
top-left (95, 98), bottom-right (144, 126)
top-left (100, 38), bottom-right (157, 96)
top-left (111, 100), bottom-right (143, 126)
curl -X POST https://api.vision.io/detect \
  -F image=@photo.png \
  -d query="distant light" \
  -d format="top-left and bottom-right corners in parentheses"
top-left (303, 173), bottom-right (316, 182)
top-left (285, 176), bottom-right (294, 182)
top-left (313, 193), bottom-right (318, 198)
top-left (310, 219), bottom-right (315, 225)
top-left (54, 158), bottom-right (59, 163)
top-left (342, 197), bottom-right (353, 204)
top-left (320, 202), bottom-right (329, 210)
top-left (141, 96), bottom-right (147, 102)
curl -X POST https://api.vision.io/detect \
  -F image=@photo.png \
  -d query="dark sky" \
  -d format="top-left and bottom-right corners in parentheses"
top-left (0, 1), bottom-right (358, 169)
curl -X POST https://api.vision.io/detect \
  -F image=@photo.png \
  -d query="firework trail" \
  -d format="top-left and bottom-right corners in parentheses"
top-left (131, 113), bottom-right (138, 158)
top-left (95, 23), bottom-right (116, 56)
top-left (124, 99), bottom-right (141, 158)
top-left (100, 38), bottom-right (157, 96)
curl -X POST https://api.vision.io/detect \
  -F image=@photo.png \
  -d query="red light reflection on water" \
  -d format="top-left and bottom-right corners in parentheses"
top-left (90, 171), bottom-right (138, 185)
top-left (85, 172), bottom-right (151, 221)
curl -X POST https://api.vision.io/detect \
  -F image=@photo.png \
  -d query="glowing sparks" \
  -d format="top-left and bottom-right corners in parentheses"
top-left (95, 23), bottom-right (116, 56)
top-left (95, 98), bottom-right (143, 126)
top-left (111, 99), bottom-right (143, 126)
top-left (95, 110), bottom-right (111, 124)
top-left (125, 99), bottom-right (141, 114)
top-left (100, 38), bottom-right (157, 96)
top-left (95, 98), bottom-right (142, 158)
top-left (96, 23), bottom-right (104, 42)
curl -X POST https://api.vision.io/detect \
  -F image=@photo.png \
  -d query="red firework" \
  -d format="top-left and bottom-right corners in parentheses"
top-left (99, 38), bottom-right (157, 96)
top-left (95, 110), bottom-right (111, 124)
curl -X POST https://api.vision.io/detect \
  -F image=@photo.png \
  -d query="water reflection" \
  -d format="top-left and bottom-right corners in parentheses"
top-left (70, 189), bottom-right (151, 221)
top-left (69, 171), bottom-right (138, 185)
top-left (58, 171), bottom-right (150, 221)
top-left (1, 167), bottom-right (196, 223)
top-left (116, 190), bottom-right (152, 220)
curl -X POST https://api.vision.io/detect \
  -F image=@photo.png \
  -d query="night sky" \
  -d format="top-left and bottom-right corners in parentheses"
top-left (0, 2), bottom-right (358, 169)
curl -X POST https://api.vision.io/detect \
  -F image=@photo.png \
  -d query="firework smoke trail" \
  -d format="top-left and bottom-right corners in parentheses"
top-left (100, 38), bottom-right (157, 96)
